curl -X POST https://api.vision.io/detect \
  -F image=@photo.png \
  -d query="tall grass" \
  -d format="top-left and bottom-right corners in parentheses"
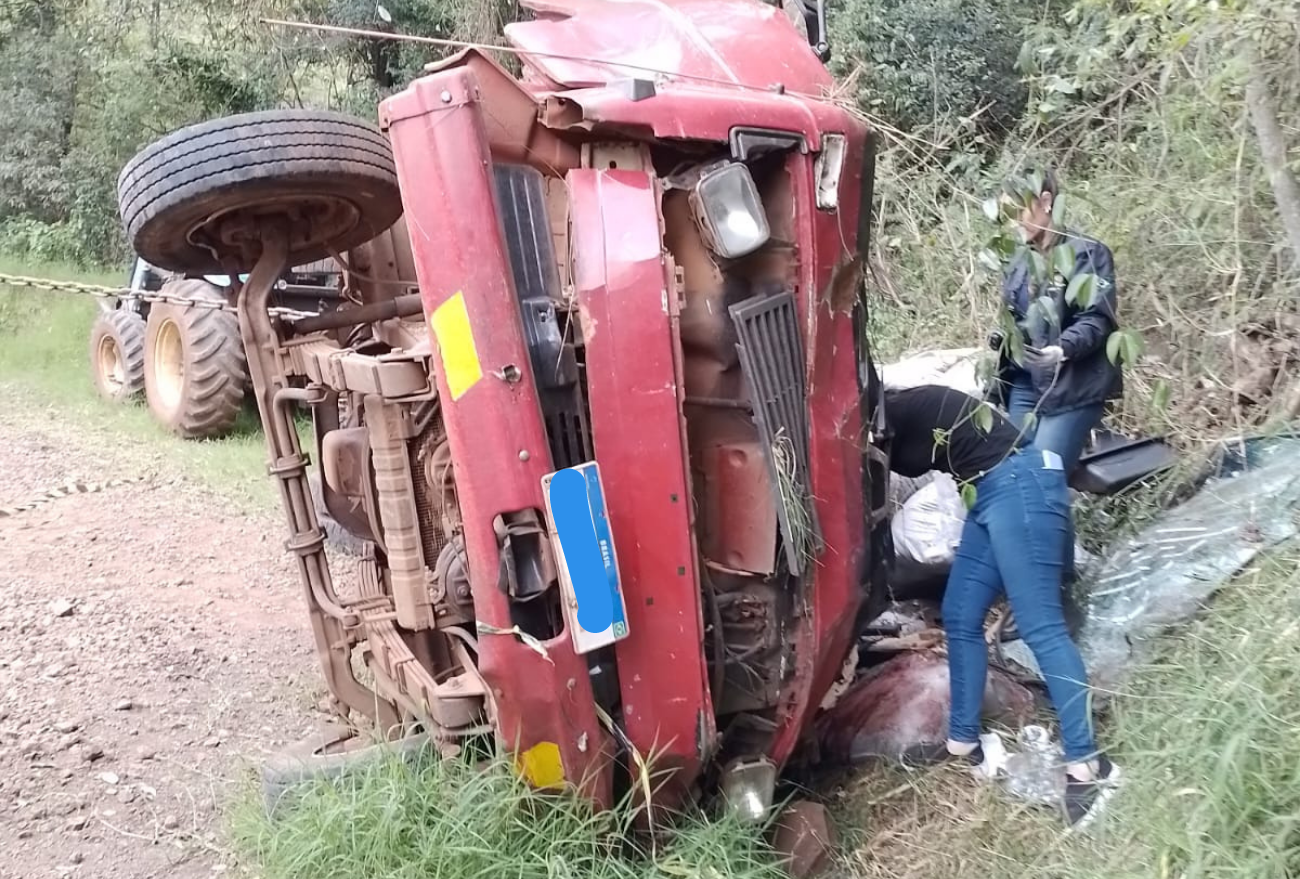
top-left (231, 750), bottom-right (790, 879)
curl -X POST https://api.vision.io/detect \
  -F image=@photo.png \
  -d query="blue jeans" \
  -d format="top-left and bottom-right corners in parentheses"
top-left (1006, 377), bottom-right (1104, 473)
top-left (942, 450), bottom-right (1098, 762)
top-left (1007, 376), bottom-right (1102, 579)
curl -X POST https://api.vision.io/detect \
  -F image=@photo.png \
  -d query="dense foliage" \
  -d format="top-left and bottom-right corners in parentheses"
top-left (0, 0), bottom-right (1297, 432)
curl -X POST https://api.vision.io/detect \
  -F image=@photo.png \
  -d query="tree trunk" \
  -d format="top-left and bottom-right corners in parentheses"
top-left (1244, 45), bottom-right (1300, 271)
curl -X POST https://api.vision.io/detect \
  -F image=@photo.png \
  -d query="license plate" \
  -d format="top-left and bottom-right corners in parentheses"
top-left (540, 462), bottom-right (629, 654)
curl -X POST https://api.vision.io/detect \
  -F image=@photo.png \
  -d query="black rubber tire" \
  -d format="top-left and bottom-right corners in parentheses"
top-left (143, 279), bottom-right (247, 439)
top-left (88, 309), bottom-right (146, 402)
top-left (309, 472), bottom-right (367, 557)
top-left (261, 724), bottom-right (431, 816)
top-left (117, 109), bottom-right (404, 274)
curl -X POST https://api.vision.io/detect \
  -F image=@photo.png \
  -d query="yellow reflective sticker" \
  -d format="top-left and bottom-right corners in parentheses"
top-left (430, 292), bottom-right (483, 400)
top-left (515, 741), bottom-right (566, 789)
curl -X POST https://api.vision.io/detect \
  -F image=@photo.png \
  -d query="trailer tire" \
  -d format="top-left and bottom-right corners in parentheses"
top-left (260, 724), bottom-right (431, 816)
top-left (89, 309), bottom-right (146, 402)
top-left (118, 109), bottom-right (403, 274)
top-left (144, 279), bottom-right (246, 439)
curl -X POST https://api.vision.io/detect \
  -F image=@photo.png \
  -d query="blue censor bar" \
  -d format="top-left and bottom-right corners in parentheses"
top-left (541, 463), bottom-right (629, 654)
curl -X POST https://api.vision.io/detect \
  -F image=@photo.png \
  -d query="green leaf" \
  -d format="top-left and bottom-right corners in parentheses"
top-left (992, 234), bottom-right (1019, 259)
top-left (978, 248), bottom-right (1003, 273)
top-left (1152, 379), bottom-right (1171, 413)
top-left (932, 427), bottom-right (949, 448)
top-left (1051, 192), bottom-right (1068, 225)
top-left (1106, 331), bottom-right (1123, 365)
top-left (982, 197), bottom-right (1000, 222)
top-left (960, 482), bottom-right (978, 510)
top-left (999, 309), bottom-right (1026, 365)
top-left (973, 402), bottom-right (994, 434)
top-left (1029, 296), bottom-right (1061, 331)
top-left (1066, 272), bottom-right (1097, 308)
top-left (1120, 329), bottom-right (1145, 367)
top-left (1021, 411), bottom-right (1038, 434)
top-left (1027, 250), bottom-right (1048, 283)
top-left (1051, 242), bottom-right (1076, 280)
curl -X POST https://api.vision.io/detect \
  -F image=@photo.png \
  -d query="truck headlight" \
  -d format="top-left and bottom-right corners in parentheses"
top-left (689, 162), bottom-right (771, 259)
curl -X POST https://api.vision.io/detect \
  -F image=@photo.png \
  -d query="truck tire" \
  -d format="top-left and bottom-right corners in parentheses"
top-left (309, 472), bottom-right (367, 557)
top-left (117, 109), bottom-right (403, 274)
top-left (260, 724), bottom-right (431, 816)
top-left (144, 279), bottom-right (246, 439)
top-left (89, 309), bottom-right (146, 402)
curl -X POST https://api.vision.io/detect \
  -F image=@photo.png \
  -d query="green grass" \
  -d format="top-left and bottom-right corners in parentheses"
top-left (0, 257), bottom-right (278, 510)
top-left (230, 750), bottom-right (790, 879)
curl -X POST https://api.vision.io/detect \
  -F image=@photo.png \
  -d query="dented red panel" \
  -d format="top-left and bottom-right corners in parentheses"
top-left (569, 169), bottom-right (715, 805)
top-left (542, 84), bottom-right (841, 151)
top-left (769, 137), bottom-right (869, 765)
top-left (509, 0), bottom-right (832, 92)
top-left (381, 69), bottom-right (612, 805)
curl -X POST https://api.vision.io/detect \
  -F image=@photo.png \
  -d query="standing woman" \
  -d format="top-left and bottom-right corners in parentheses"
top-left (885, 384), bottom-right (1121, 828)
top-left (991, 169), bottom-right (1123, 473)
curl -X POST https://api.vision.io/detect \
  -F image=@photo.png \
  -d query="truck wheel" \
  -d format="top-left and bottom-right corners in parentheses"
top-left (89, 309), bottom-right (146, 402)
top-left (260, 723), bottom-right (430, 816)
top-left (309, 472), bottom-right (367, 557)
top-left (144, 279), bottom-right (246, 439)
top-left (117, 109), bottom-right (403, 274)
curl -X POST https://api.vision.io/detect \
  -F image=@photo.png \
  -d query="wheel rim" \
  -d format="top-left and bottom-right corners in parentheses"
top-left (96, 335), bottom-right (126, 394)
top-left (153, 317), bottom-right (185, 413)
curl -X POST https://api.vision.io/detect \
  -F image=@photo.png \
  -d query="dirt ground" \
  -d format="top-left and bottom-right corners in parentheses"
top-left (0, 412), bottom-right (330, 878)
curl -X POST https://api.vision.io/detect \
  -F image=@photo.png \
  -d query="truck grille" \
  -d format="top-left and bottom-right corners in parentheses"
top-left (730, 291), bottom-right (816, 575)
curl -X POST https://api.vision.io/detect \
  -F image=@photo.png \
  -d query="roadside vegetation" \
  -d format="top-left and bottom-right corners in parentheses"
top-left (3, 0), bottom-right (1299, 876)
top-left (0, 259), bottom-right (273, 509)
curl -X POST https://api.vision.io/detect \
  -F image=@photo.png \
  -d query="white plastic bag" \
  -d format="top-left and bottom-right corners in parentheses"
top-left (890, 473), bottom-right (967, 567)
top-left (879, 347), bottom-right (984, 396)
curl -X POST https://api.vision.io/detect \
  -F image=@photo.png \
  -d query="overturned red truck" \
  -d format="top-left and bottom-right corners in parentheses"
top-left (116, 0), bottom-right (891, 819)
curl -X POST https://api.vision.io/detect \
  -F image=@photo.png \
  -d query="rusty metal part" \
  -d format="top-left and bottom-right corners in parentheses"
top-left (771, 801), bottom-right (838, 879)
top-left (287, 337), bottom-right (434, 400)
top-left (356, 555), bottom-right (488, 733)
top-left (683, 396), bottom-right (753, 411)
top-left (288, 293), bottom-right (423, 335)
top-left (410, 420), bottom-right (452, 577)
top-left (342, 216), bottom-right (425, 352)
top-left (699, 438), bottom-right (778, 575)
top-left (319, 426), bottom-right (379, 544)
top-left (363, 395), bottom-right (436, 630)
top-left (234, 223), bottom-right (399, 728)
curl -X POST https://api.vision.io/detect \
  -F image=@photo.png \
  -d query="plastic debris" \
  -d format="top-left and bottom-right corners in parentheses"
top-left (1001, 725), bottom-right (1064, 805)
top-left (891, 474), bottom-right (966, 568)
top-left (879, 348), bottom-right (984, 396)
top-left (999, 436), bottom-right (1300, 694)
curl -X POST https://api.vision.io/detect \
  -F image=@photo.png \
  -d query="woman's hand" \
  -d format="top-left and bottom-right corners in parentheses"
top-left (1023, 344), bottom-right (1066, 369)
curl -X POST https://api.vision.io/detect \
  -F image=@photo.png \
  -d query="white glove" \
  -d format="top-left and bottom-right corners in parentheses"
top-left (1024, 344), bottom-right (1066, 369)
